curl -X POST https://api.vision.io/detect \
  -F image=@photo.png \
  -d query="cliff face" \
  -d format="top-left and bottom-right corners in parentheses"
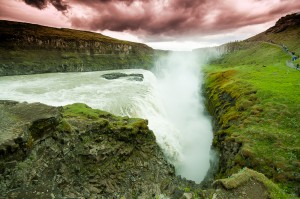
top-left (0, 101), bottom-right (191, 198)
top-left (0, 20), bottom-right (155, 76)
top-left (266, 12), bottom-right (300, 34)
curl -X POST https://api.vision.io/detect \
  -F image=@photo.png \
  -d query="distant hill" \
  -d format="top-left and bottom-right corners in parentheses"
top-left (194, 12), bottom-right (300, 55)
top-left (0, 20), bottom-right (155, 76)
top-left (210, 12), bottom-right (300, 66)
top-left (247, 12), bottom-right (300, 48)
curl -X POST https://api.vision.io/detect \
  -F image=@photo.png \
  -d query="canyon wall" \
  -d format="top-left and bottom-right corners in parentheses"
top-left (0, 20), bottom-right (156, 76)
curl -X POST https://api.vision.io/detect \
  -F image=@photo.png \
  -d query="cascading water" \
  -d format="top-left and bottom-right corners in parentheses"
top-left (0, 69), bottom-right (183, 163)
top-left (0, 52), bottom-right (215, 183)
top-left (153, 52), bottom-right (214, 182)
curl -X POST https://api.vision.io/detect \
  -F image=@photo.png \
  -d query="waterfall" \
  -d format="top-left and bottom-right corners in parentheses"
top-left (0, 63), bottom-right (214, 182)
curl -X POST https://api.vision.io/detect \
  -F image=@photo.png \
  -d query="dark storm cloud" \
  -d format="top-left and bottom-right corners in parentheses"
top-left (10, 0), bottom-right (300, 39)
top-left (70, 0), bottom-right (215, 35)
top-left (23, 0), bottom-right (69, 11)
top-left (67, 0), bottom-right (300, 38)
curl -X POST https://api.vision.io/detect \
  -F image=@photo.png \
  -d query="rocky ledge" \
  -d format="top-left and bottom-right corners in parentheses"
top-left (266, 12), bottom-right (300, 33)
top-left (0, 101), bottom-right (200, 198)
top-left (101, 72), bottom-right (144, 81)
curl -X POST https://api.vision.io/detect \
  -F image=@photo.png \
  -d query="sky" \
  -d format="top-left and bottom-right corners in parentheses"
top-left (0, 0), bottom-right (300, 51)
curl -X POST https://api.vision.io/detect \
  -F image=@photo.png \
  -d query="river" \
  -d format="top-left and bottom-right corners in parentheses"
top-left (0, 53), bottom-right (214, 183)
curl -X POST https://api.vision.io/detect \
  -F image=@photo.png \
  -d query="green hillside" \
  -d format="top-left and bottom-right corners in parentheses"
top-left (204, 13), bottom-right (300, 196)
top-left (0, 20), bottom-right (155, 76)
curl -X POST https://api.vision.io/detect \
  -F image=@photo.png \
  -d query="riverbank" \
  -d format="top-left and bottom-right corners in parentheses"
top-left (204, 41), bottom-right (300, 197)
top-left (202, 13), bottom-right (300, 197)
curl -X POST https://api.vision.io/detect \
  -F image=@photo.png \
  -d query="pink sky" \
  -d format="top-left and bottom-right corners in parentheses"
top-left (1, 0), bottom-right (300, 50)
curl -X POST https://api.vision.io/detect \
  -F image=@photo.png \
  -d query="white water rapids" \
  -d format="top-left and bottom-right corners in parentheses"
top-left (0, 52), bottom-right (214, 183)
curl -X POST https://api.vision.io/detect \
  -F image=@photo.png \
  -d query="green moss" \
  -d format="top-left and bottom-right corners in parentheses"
top-left (57, 119), bottom-right (73, 133)
top-left (183, 187), bottom-right (191, 192)
top-left (63, 103), bottom-right (111, 119)
top-left (62, 103), bottom-right (154, 142)
top-left (26, 135), bottom-right (34, 149)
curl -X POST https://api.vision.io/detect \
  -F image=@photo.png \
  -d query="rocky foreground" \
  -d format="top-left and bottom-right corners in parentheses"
top-left (0, 101), bottom-right (201, 198)
top-left (0, 100), bottom-right (291, 199)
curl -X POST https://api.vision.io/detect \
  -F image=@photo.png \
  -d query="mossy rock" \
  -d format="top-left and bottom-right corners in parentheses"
top-left (213, 168), bottom-right (297, 199)
top-left (0, 101), bottom-right (190, 198)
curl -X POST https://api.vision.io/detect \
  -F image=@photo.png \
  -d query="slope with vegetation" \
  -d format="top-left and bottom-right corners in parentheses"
top-left (204, 13), bottom-right (300, 197)
top-left (0, 20), bottom-right (155, 76)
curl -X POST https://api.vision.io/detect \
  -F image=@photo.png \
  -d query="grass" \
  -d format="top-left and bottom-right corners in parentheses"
top-left (248, 27), bottom-right (300, 51)
top-left (204, 38), bottom-right (300, 196)
top-left (214, 42), bottom-right (291, 67)
top-left (63, 103), bottom-right (113, 120)
top-left (294, 59), bottom-right (300, 66)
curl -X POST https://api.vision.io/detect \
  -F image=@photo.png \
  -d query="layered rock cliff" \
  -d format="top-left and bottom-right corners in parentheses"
top-left (0, 20), bottom-right (155, 76)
